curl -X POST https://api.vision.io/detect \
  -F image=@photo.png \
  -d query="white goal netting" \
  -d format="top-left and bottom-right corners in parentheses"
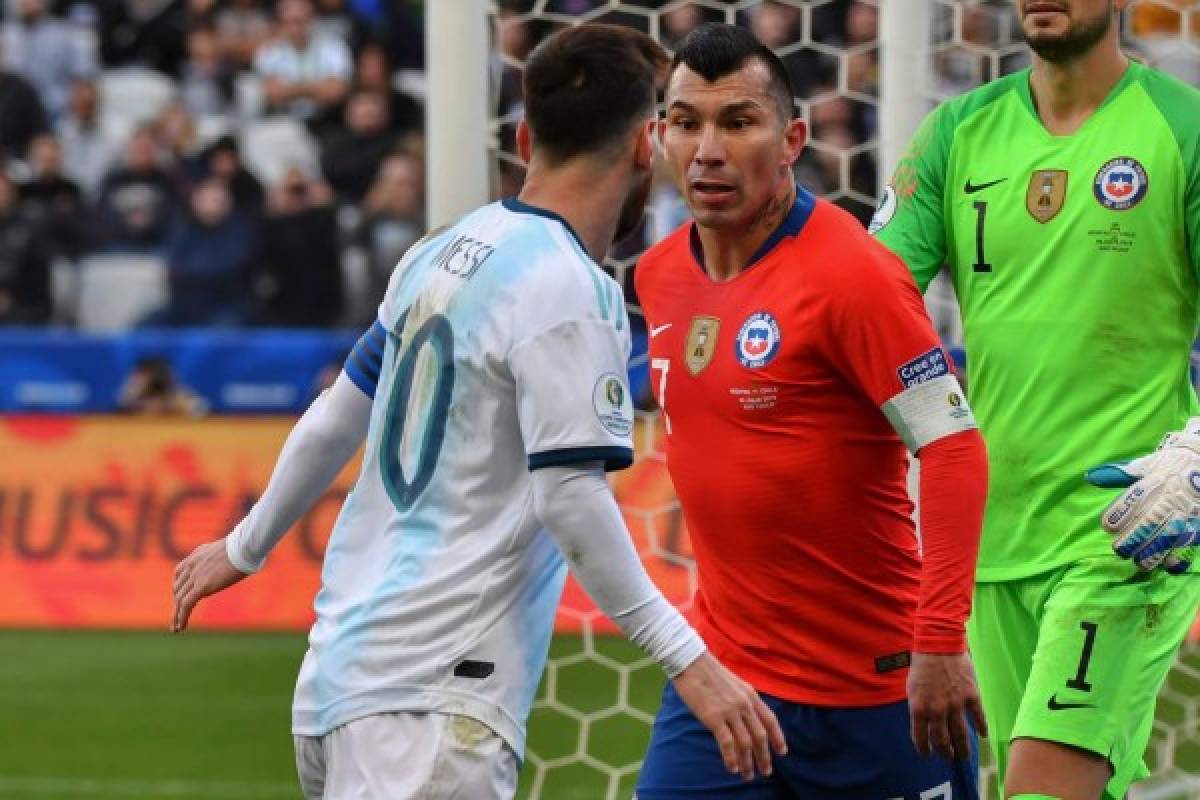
top-left (481, 3), bottom-right (1200, 798)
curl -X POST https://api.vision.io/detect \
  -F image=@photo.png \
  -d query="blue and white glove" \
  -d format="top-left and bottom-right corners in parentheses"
top-left (1085, 419), bottom-right (1200, 575)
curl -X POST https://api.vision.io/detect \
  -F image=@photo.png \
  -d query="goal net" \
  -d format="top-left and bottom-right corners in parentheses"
top-left (479, 2), bottom-right (1200, 798)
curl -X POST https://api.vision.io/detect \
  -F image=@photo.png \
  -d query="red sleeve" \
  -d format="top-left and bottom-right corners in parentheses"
top-left (819, 242), bottom-right (948, 407)
top-left (914, 428), bottom-right (988, 653)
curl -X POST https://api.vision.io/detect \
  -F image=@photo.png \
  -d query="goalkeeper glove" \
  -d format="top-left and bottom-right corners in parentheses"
top-left (1085, 419), bottom-right (1200, 575)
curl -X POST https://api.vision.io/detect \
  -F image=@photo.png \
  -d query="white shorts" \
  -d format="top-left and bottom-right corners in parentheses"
top-left (294, 711), bottom-right (519, 800)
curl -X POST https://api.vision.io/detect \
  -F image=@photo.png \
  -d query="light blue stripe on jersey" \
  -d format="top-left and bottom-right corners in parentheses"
top-left (344, 320), bottom-right (388, 396)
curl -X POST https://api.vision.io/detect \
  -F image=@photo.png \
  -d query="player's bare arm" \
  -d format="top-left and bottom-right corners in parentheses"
top-left (172, 369), bottom-right (372, 631)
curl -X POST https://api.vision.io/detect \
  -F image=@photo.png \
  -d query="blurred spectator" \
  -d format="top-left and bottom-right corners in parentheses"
top-left (354, 41), bottom-right (420, 135)
top-left (354, 150), bottom-right (422, 306)
top-left (748, 1), bottom-right (833, 100)
top-left (319, 88), bottom-right (396, 205)
top-left (660, 5), bottom-right (704, 50)
top-left (20, 133), bottom-right (85, 259)
top-left (196, 134), bottom-right (264, 216)
top-left (255, 0), bottom-right (352, 128)
top-left (1, 0), bottom-right (96, 119)
top-left (0, 39), bottom-right (48, 162)
top-left (492, 5), bottom-right (531, 117)
top-left (0, 171), bottom-right (51, 325)
top-left (179, 22), bottom-right (235, 118)
top-left (2, 0), bottom-right (94, 119)
top-left (99, 0), bottom-right (190, 76)
top-left (144, 177), bottom-right (255, 326)
top-left (156, 101), bottom-right (202, 166)
top-left (55, 78), bottom-right (115, 197)
top-left (214, 0), bottom-right (271, 71)
top-left (844, 1), bottom-right (878, 96)
top-left (313, 0), bottom-right (359, 46)
top-left (377, 0), bottom-right (422, 70)
top-left (117, 356), bottom-right (206, 415)
top-left (253, 165), bottom-right (342, 326)
top-left (92, 124), bottom-right (177, 252)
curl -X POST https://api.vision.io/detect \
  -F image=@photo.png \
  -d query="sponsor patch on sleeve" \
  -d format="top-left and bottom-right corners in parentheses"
top-left (897, 347), bottom-right (949, 388)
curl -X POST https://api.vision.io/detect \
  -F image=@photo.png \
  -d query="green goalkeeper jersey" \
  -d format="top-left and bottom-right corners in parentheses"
top-left (874, 61), bottom-right (1200, 581)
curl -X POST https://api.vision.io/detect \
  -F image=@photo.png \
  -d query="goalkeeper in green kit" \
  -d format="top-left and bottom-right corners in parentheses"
top-left (872, 1), bottom-right (1200, 798)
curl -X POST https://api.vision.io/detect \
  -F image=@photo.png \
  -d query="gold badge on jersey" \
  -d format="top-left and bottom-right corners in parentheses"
top-left (1026, 170), bottom-right (1068, 223)
top-left (685, 316), bottom-right (721, 375)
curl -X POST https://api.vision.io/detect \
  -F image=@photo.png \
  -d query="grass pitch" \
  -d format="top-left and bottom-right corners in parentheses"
top-left (0, 630), bottom-right (656, 800)
top-left (0, 630), bottom-right (1196, 800)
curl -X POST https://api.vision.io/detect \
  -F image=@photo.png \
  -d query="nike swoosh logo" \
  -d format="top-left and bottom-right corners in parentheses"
top-left (650, 324), bottom-right (673, 338)
top-left (963, 178), bottom-right (1007, 194)
top-left (1047, 694), bottom-right (1095, 711)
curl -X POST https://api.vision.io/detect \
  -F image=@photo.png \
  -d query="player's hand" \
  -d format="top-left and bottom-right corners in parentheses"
top-left (1086, 419), bottom-right (1200, 575)
top-left (670, 652), bottom-right (787, 781)
top-left (172, 539), bottom-right (248, 632)
top-left (907, 651), bottom-right (987, 761)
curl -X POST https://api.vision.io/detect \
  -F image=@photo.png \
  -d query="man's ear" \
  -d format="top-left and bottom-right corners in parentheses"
top-left (635, 119), bottom-right (656, 170)
top-left (782, 117), bottom-right (807, 167)
top-left (516, 119), bottom-right (533, 165)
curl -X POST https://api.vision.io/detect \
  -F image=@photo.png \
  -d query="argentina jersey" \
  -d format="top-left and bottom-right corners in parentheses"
top-left (290, 199), bottom-right (636, 760)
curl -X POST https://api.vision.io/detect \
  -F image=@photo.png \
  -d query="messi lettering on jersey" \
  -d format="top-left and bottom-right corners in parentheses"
top-left (431, 234), bottom-right (496, 279)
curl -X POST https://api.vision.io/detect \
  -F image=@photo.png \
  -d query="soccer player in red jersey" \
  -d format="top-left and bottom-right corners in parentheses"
top-left (634, 24), bottom-right (990, 799)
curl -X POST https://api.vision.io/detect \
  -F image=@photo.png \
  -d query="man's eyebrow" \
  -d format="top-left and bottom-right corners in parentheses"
top-left (665, 99), bottom-right (766, 115)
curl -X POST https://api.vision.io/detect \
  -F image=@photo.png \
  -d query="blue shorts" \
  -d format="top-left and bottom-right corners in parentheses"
top-left (636, 683), bottom-right (979, 800)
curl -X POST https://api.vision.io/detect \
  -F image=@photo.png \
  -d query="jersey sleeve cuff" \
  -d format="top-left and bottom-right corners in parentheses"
top-left (528, 446), bottom-right (634, 472)
top-left (913, 630), bottom-right (968, 654)
top-left (225, 526), bottom-right (265, 575)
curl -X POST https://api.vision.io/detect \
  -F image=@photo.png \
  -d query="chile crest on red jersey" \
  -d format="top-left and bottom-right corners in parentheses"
top-left (735, 311), bottom-right (781, 369)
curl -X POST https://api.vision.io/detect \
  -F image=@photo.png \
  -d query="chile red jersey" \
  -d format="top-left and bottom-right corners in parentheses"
top-left (636, 188), bottom-right (953, 706)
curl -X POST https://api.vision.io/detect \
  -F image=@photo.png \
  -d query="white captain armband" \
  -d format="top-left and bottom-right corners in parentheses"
top-left (881, 374), bottom-right (976, 453)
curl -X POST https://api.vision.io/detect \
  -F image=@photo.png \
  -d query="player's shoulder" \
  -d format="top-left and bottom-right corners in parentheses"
top-left (493, 199), bottom-right (625, 332)
top-left (1131, 62), bottom-right (1200, 155)
top-left (937, 69), bottom-right (1027, 128)
top-left (1132, 60), bottom-right (1200, 106)
top-left (911, 69), bottom-right (1028, 163)
top-left (807, 198), bottom-right (921, 293)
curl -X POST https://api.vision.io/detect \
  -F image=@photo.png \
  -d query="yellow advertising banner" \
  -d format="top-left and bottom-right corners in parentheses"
top-left (0, 416), bottom-right (693, 632)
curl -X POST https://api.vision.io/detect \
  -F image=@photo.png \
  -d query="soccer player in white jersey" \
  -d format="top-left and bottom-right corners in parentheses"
top-left (170, 23), bottom-right (784, 800)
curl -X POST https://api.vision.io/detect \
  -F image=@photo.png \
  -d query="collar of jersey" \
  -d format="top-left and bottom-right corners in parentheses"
top-left (1015, 60), bottom-right (1141, 139)
top-left (502, 196), bottom-right (588, 254)
top-left (688, 184), bottom-right (817, 278)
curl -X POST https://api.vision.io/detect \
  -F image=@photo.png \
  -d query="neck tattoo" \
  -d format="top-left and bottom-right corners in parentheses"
top-left (750, 185), bottom-right (794, 232)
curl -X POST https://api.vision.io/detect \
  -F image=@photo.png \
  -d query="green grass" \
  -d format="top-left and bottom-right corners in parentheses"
top-left (0, 630), bottom-right (658, 800)
top-left (0, 630), bottom-right (1196, 800)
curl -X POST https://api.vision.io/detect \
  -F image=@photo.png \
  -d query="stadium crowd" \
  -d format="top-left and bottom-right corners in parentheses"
top-left (0, 0), bottom-right (1192, 330)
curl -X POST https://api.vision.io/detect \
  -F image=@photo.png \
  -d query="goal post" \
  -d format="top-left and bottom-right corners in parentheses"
top-left (426, 0), bottom-right (492, 229)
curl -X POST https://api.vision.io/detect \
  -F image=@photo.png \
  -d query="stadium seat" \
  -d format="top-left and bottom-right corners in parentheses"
top-left (76, 254), bottom-right (168, 332)
top-left (49, 257), bottom-right (79, 326)
top-left (98, 67), bottom-right (176, 141)
top-left (239, 117), bottom-right (319, 187)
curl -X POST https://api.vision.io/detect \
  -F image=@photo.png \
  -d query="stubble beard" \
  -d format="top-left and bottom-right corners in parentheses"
top-left (1023, 2), bottom-right (1114, 64)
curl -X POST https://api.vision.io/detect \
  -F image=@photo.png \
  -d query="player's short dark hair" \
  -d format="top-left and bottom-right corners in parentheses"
top-left (523, 23), bottom-right (667, 163)
top-left (671, 23), bottom-right (795, 121)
